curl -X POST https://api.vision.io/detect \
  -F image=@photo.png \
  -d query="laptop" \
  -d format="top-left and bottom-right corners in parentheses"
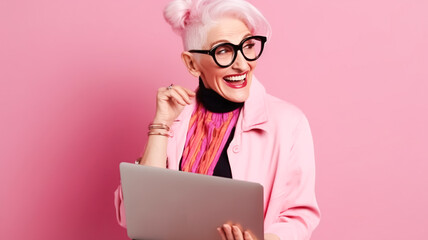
top-left (119, 162), bottom-right (264, 240)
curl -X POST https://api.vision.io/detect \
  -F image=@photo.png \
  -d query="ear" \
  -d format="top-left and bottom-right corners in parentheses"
top-left (181, 52), bottom-right (201, 78)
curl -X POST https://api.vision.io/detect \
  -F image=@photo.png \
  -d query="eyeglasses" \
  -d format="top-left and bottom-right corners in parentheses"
top-left (189, 35), bottom-right (267, 68)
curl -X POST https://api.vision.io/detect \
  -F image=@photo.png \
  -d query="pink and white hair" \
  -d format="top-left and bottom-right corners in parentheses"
top-left (163, 0), bottom-right (272, 50)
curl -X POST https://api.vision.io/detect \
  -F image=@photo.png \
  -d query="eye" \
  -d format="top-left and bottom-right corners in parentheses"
top-left (217, 49), bottom-right (229, 54)
top-left (215, 46), bottom-right (233, 55)
top-left (244, 42), bottom-right (255, 49)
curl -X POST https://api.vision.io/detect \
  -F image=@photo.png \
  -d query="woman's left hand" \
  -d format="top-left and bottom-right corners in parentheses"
top-left (217, 224), bottom-right (254, 240)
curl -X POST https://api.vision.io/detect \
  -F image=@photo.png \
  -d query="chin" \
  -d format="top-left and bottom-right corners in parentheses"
top-left (223, 90), bottom-right (250, 103)
top-left (223, 78), bottom-right (252, 103)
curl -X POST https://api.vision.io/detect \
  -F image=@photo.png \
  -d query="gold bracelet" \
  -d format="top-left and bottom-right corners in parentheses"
top-left (148, 131), bottom-right (171, 137)
top-left (148, 123), bottom-right (170, 131)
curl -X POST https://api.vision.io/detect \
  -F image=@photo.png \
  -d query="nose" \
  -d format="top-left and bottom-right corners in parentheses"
top-left (231, 50), bottom-right (248, 70)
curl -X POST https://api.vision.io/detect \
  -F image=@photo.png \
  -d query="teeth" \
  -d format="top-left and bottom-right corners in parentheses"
top-left (225, 73), bottom-right (247, 81)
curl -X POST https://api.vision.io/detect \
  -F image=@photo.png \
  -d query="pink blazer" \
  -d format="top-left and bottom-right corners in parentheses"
top-left (114, 77), bottom-right (320, 239)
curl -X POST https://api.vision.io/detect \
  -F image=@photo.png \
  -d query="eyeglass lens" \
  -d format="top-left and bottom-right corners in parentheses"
top-left (214, 37), bottom-right (263, 67)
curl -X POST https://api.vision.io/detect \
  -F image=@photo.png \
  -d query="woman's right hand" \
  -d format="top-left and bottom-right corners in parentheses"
top-left (153, 84), bottom-right (196, 126)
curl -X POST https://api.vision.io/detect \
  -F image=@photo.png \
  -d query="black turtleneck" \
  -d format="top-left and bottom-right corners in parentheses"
top-left (196, 78), bottom-right (244, 113)
top-left (179, 78), bottom-right (243, 178)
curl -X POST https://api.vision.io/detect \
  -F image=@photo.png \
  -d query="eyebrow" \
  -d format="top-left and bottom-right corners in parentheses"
top-left (209, 33), bottom-right (253, 49)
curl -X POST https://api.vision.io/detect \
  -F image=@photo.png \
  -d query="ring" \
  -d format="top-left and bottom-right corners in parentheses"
top-left (167, 84), bottom-right (173, 90)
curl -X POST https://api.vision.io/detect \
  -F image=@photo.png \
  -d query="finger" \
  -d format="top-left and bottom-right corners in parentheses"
top-left (171, 86), bottom-right (194, 104)
top-left (182, 86), bottom-right (196, 96)
top-left (173, 85), bottom-right (195, 96)
top-left (167, 89), bottom-right (188, 106)
top-left (157, 85), bottom-right (195, 105)
top-left (222, 224), bottom-right (234, 240)
top-left (232, 225), bottom-right (244, 240)
top-left (243, 231), bottom-right (253, 240)
top-left (162, 85), bottom-right (195, 97)
top-left (217, 227), bottom-right (227, 240)
top-left (156, 87), bottom-right (174, 102)
top-left (156, 87), bottom-right (168, 98)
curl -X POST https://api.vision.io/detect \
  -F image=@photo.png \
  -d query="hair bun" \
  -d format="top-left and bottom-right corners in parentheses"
top-left (164, 0), bottom-right (198, 34)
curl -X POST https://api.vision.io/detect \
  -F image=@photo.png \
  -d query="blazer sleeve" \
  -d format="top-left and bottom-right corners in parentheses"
top-left (265, 115), bottom-right (321, 240)
top-left (114, 184), bottom-right (127, 228)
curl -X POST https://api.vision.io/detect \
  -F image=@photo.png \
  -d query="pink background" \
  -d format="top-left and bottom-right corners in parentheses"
top-left (1, 0), bottom-right (427, 239)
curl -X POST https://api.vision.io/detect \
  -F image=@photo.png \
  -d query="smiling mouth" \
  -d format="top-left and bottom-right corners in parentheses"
top-left (223, 72), bottom-right (248, 89)
top-left (224, 73), bottom-right (247, 82)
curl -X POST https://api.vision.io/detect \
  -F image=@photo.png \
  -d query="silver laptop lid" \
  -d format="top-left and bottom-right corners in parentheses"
top-left (119, 162), bottom-right (264, 240)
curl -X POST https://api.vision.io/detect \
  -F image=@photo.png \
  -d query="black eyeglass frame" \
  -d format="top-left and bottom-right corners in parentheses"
top-left (188, 35), bottom-right (267, 68)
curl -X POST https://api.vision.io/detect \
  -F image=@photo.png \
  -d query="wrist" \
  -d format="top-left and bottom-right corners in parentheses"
top-left (152, 116), bottom-right (173, 127)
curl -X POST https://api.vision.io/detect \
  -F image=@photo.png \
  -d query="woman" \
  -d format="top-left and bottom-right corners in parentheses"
top-left (115, 0), bottom-right (320, 239)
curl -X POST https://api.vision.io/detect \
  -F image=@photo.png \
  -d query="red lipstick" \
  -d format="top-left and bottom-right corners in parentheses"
top-left (223, 72), bottom-right (248, 89)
